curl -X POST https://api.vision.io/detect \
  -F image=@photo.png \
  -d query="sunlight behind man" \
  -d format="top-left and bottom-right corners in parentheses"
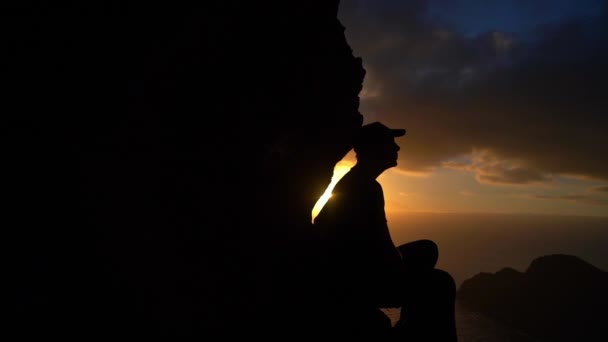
top-left (311, 158), bottom-right (355, 222)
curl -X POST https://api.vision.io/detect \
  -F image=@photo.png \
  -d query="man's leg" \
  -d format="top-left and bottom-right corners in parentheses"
top-left (397, 239), bottom-right (438, 271)
top-left (394, 269), bottom-right (457, 341)
top-left (394, 240), bottom-right (457, 341)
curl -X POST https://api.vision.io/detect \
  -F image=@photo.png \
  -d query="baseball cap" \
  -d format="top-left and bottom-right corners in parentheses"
top-left (353, 122), bottom-right (406, 148)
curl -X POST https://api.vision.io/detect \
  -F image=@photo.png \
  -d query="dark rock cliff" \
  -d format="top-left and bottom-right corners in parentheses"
top-left (8, 1), bottom-right (364, 338)
top-left (457, 254), bottom-right (608, 341)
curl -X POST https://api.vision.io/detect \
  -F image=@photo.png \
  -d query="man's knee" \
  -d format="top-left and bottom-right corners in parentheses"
top-left (399, 239), bottom-right (438, 269)
top-left (430, 269), bottom-right (456, 300)
top-left (419, 239), bottom-right (438, 260)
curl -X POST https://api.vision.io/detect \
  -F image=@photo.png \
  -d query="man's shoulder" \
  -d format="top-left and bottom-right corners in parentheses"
top-left (335, 174), bottom-right (382, 197)
top-left (335, 170), bottom-right (379, 190)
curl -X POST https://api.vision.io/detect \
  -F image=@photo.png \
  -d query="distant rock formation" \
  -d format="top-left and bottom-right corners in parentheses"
top-left (457, 254), bottom-right (608, 341)
top-left (10, 0), bottom-right (364, 339)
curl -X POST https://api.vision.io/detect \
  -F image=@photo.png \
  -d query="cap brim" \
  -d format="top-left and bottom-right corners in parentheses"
top-left (390, 128), bottom-right (406, 137)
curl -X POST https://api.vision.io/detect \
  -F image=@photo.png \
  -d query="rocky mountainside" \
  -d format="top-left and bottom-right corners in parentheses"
top-left (457, 254), bottom-right (608, 341)
top-left (9, 1), bottom-right (364, 339)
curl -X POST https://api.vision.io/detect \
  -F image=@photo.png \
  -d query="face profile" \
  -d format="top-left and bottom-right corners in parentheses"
top-left (353, 122), bottom-right (405, 172)
top-left (382, 137), bottom-right (401, 168)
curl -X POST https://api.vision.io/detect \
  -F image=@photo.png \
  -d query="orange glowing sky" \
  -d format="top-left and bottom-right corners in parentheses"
top-left (313, 142), bottom-right (608, 222)
top-left (313, 1), bottom-right (608, 220)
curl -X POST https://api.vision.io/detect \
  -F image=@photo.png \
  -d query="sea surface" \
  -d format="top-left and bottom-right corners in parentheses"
top-left (382, 304), bottom-right (539, 341)
top-left (387, 213), bottom-right (608, 287)
top-left (383, 213), bottom-right (608, 340)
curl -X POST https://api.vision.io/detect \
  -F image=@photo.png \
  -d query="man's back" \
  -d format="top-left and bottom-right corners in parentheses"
top-left (314, 166), bottom-right (403, 304)
top-left (315, 168), bottom-right (387, 261)
top-left (310, 122), bottom-right (457, 340)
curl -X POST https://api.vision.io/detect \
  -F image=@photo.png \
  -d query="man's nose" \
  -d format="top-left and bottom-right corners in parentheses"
top-left (394, 142), bottom-right (400, 151)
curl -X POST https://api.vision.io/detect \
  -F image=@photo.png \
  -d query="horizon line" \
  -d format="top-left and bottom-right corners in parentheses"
top-left (384, 210), bottom-right (608, 219)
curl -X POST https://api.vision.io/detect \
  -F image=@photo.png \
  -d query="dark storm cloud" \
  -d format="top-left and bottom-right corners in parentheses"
top-left (339, 0), bottom-right (608, 182)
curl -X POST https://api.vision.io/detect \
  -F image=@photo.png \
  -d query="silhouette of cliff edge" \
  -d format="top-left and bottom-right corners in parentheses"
top-left (8, 1), bottom-right (364, 338)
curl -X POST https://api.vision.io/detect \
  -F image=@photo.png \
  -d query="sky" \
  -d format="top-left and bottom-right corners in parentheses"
top-left (314, 0), bottom-right (608, 219)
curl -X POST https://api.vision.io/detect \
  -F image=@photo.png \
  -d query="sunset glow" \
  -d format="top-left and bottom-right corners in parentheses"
top-left (334, 1), bottom-right (608, 218)
top-left (311, 158), bottom-right (355, 221)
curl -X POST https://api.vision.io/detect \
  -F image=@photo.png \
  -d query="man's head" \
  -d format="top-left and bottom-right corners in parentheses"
top-left (353, 122), bottom-right (406, 169)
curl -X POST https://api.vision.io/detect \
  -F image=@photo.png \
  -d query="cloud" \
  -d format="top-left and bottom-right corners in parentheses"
top-left (532, 194), bottom-right (586, 200)
top-left (530, 193), bottom-right (608, 206)
top-left (589, 186), bottom-right (608, 193)
top-left (339, 0), bottom-right (608, 181)
top-left (389, 167), bottom-right (433, 178)
top-left (443, 149), bottom-right (553, 185)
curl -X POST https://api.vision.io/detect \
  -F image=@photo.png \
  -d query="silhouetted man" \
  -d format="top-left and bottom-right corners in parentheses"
top-left (313, 122), bottom-right (457, 341)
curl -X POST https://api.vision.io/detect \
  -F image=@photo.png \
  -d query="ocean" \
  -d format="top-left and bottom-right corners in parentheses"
top-left (387, 213), bottom-right (608, 287)
top-left (384, 212), bottom-right (608, 340)
top-left (383, 304), bottom-right (538, 341)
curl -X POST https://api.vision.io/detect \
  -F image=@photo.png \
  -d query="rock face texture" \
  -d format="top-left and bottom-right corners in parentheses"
top-left (457, 255), bottom-right (608, 341)
top-left (9, 1), bottom-right (364, 338)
